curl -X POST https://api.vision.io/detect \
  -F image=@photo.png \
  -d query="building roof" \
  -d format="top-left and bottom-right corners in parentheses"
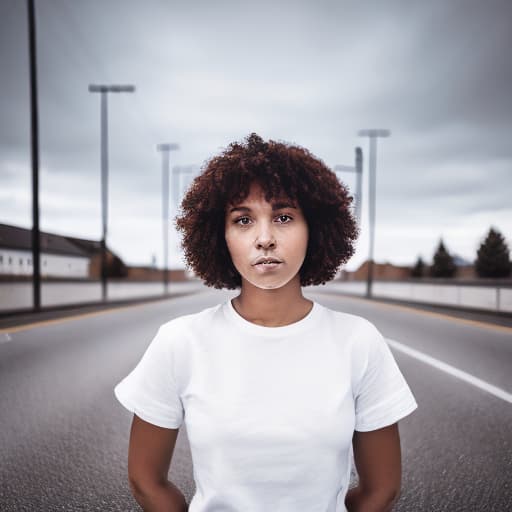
top-left (63, 235), bottom-right (102, 255)
top-left (0, 223), bottom-right (96, 258)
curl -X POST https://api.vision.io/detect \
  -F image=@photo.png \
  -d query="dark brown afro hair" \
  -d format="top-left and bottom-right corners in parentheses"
top-left (175, 133), bottom-right (358, 289)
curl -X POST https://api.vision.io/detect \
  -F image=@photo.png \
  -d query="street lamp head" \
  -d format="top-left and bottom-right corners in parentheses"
top-left (157, 143), bottom-right (180, 152)
top-left (88, 84), bottom-right (135, 93)
top-left (89, 84), bottom-right (106, 93)
top-left (358, 129), bottom-right (391, 138)
top-left (110, 85), bottom-right (136, 93)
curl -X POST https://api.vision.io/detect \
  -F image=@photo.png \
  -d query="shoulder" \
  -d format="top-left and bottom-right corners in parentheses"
top-left (317, 303), bottom-right (382, 342)
top-left (159, 303), bottom-right (223, 334)
top-left (160, 303), bottom-right (222, 329)
top-left (315, 303), bottom-right (386, 366)
top-left (156, 303), bottom-right (223, 346)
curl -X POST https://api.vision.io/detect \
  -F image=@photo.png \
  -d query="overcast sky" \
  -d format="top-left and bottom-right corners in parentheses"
top-left (1, 0), bottom-right (511, 271)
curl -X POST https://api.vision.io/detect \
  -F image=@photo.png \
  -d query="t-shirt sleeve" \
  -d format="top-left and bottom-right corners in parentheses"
top-left (114, 324), bottom-right (184, 429)
top-left (354, 321), bottom-right (417, 432)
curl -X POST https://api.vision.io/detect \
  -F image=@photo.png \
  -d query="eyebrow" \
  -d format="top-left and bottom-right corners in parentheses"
top-left (228, 202), bottom-right (297, 214)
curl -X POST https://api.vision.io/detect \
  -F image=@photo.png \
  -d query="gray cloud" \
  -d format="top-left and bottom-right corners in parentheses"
top-left (1, 0), bottom-right (511, 268)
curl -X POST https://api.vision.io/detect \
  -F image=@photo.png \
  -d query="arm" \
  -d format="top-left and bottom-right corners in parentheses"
top-left (127, 414), bottom-right (188, 512)
top-left (345, 423), bottom-right (402, 512)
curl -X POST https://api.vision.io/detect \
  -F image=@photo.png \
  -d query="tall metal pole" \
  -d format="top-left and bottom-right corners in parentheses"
top-left (367, 136), bottom-right (377, 298)
top-left (89, 84), bottom-right (135, 301)
top-left (358, 129), bottom-right (390, 299)
top-left (27, 0), bottom-right (41, 311)
top-left (334, 146), bottom-right (363, 227)
top-left (355, 147), bottom-right (363, 224)
top-left (100, 91), bottom-right (108, 302)
top-left (157, 144), bottom-right (179, 295)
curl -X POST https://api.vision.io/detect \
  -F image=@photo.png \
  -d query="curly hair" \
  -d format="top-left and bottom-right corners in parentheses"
top-left (175, 133), bottom-right (358, 289)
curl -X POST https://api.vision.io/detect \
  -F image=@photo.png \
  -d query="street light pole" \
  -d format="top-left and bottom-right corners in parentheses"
top-left (27, 0), bottom-right (41, 311)
top-left (357, 129), bottom-right (390, 299)
top-left (355, 147), bottom-right (363, 223)
top-left (88, 84), bottom-right (135, 302)
top-left (156, 143), bottom-right (180, 295)
top-left (334, 146), bottom-right (363, 226)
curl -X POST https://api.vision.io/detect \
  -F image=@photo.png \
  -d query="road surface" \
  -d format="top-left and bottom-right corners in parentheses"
top-left (0, 287), bottom-right (510, 511)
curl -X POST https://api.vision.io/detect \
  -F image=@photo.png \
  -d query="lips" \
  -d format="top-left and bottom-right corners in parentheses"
top-left (253, 257), bottom-right (283, 266)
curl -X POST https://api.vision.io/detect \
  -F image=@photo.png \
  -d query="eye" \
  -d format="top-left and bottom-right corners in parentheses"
top-left (234, 216), bottom-right (251, 225)
top-left (276, 214), bottom-right (292, 224)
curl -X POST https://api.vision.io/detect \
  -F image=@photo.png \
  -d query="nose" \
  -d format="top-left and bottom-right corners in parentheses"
top-left (255, 222), bottom-right (276, 249)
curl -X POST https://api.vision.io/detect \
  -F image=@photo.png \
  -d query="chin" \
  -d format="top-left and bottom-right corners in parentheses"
top-left (245, 276), bottom-right (294, 290)
top-left (256, 282), bottom-right (283, 290)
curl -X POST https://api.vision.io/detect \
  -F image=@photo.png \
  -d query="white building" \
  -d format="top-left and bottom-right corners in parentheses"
top-left (0, 224), bottom-right (90, 278)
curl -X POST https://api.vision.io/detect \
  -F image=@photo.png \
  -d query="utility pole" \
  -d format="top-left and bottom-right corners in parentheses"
top-left (27, 0), bottom-right (41, 311)
top-left (334, 147), bottom-right (363, 226)
top-left (88, 84), bottom-right (135, 301)
top-left (357, 129), bottom-right (390, 299)
top-left (156, 143), bottom-right (180, 295)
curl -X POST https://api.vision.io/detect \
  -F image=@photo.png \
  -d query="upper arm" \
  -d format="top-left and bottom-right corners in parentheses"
top-left (128, 413), bottom-right (180, 490)
top-left (352, 422), bottom-right (402, 499)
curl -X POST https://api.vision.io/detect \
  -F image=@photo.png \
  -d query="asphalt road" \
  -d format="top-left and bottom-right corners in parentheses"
top-left (0, 288), bottom-right (511, 511)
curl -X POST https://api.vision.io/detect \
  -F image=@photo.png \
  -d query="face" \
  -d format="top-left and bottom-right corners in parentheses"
top-left (225, 182), bottom-right (309, 290)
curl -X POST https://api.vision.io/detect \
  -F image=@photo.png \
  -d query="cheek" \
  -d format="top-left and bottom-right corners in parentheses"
top-left (225, 230), bottom-right (242, 261)
top-left (296, 225), bottom-right (309, 253)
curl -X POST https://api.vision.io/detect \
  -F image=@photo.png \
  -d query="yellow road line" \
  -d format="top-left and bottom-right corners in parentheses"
top-left (0, 301), bottom-right (158, 334)
top-left (1, 288), bottom-right (211, 335)
top-left (311, 290), bottom-right (512, 334)
top-left (0, 287), bottom-right (212, 335)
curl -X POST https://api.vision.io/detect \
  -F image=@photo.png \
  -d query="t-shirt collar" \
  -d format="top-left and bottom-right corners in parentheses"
top-left (223, 298), bottom-right (321, 338)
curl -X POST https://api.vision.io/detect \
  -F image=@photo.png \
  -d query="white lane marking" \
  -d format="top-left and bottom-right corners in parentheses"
top-left (0, 332), bottom-right (12, 344)
top-left (386, 338), bottom-right (512, 405)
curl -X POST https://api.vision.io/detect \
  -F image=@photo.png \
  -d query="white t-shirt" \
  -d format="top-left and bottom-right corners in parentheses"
top-left (115, 299), bottom-right (417, 512)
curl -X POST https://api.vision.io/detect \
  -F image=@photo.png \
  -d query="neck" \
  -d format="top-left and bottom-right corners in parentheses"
top-left (232, 276), bottom-right (313, 327)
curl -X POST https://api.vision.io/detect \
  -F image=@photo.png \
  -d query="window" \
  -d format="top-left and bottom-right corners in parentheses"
top-left (0, 255), bottom-right (3, 263)
top-left (8, 257), bottom-right (12, 264)
top-left (20, 258), bottom-right (23, 265)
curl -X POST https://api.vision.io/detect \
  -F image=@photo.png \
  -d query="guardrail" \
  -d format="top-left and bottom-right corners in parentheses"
top-left (324, 279), bottom-right (512, 313)
top-left (0, 280), bottom-right (204, 314)
top-left (2, 278), bottom-right (512, 315)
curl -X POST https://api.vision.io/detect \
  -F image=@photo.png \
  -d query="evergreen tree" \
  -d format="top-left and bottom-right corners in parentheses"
top-left (430, 239), bottom-right (456, 278)
top-left (411, 256), bottom-right (425, 278)
top-left (475, 227), bottom-right (511, 278)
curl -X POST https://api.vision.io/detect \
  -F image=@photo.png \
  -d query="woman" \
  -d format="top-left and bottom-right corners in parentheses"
top-left (115, 133), bottom-right (418, 511)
